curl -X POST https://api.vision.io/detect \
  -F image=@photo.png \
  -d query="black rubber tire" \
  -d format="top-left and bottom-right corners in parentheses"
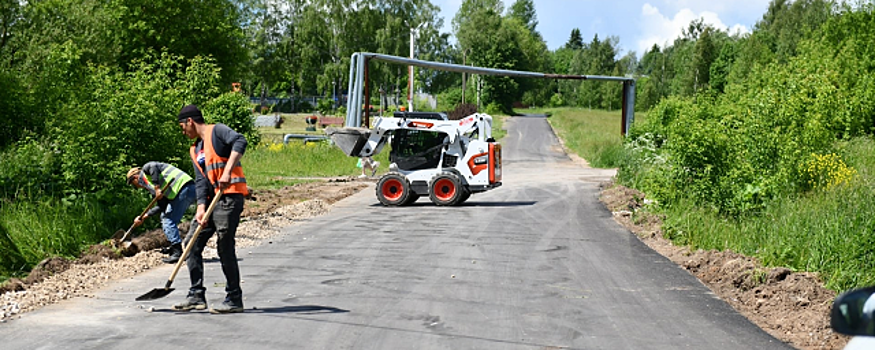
top-left (458, 189), bottom-right (471, 204)
top-left (402, 194), bottom-right (420, 206)
top-left (428, 173), bottom-right (464, 206)
top-left (376, 172), bottom-right (412, 206)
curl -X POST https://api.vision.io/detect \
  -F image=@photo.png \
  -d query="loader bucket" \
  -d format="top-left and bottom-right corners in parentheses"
top-left (326, 127), bottom-right (371, 157)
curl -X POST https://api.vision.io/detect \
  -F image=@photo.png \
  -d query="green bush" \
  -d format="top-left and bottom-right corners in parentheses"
top-left (484, 102), bottom-right (503, 116)
top-left (622, 34), bottom-right (868, 215)
top-left (57, 53), bottom-right (208, 193)
top-left (437, 88), bottom-right (463, 112)
top-left (204, 92), bottom-right (262, 146)
top-left (316, 97), bottom-right (335, 115)
top-left (0, 139), bottom-right (61, 198)
top-left (549, 93), bottom-right (565, 107)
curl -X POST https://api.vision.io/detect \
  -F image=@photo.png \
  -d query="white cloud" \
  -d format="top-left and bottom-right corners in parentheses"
top-left (636, 3), bottom-right (751, 53)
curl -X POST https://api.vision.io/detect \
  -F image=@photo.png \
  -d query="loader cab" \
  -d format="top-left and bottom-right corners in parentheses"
top-left (389, 128), bottom-right (446, 171)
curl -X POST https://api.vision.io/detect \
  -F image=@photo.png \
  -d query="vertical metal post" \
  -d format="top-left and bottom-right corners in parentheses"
top-left (355, 53), bottom-right (365, 127)
top-left (408, 30), bottom-right (414, 112)
top-left (364, 57), bottom-right (370, 128)
top-left (622, 80), bottom-right (636, 136)
top-left (621, 82), bottom-right (627, 136)
top-left (461, 49), bottom-right (470, 105)
top-left (345, 53), bottom-right (359, 127)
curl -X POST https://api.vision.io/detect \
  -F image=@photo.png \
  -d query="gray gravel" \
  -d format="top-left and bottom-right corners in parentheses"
top-left (0, 199), bottom-right (333, 323)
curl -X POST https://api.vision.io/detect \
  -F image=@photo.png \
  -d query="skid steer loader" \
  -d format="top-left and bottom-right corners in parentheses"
top-left (327, 113), bottom-right (502, 206)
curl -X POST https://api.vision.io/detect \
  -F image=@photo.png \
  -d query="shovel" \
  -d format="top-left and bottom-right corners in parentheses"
top-left (112, 181), bottom-right (173, 248)
top-left (136, 189), bottom-right (223, 301)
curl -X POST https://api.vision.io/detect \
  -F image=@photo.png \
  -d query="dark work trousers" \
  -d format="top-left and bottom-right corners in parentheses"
top-left (184, 193), bottom-right (245, 299)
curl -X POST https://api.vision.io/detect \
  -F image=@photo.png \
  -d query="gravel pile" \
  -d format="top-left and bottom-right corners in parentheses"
top-left (0, 199), bottom-right (332, 323)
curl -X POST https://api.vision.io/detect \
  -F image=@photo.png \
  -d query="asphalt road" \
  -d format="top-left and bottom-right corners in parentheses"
top-left (0, 115), bottom-right (791, 350)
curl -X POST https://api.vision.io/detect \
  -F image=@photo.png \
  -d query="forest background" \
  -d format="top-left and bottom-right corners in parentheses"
top-left (1, 0), bottom-right (874, 294)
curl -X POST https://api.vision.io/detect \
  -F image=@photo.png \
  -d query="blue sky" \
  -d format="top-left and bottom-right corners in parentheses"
top-left (431, 0), bottom-right (773, 56)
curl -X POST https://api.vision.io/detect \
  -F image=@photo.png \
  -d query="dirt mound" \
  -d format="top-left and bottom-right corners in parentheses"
top-left (600, 181), bottom-right (847, 350)
top-left (0, 257), bottom-right (76, 294)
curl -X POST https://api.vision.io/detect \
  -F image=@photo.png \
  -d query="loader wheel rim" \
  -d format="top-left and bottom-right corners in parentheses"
top-left (434, 178), bottom-right (456, 201)
top-left (381, 179), bottom-right (404, 201)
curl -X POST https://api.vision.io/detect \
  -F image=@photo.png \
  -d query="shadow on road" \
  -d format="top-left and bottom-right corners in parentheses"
top-left (511, 113), bottom-right (550, 118)
top-left (369, 201), bottom-right (536, 208)
top-left (462, 201), bottom-right (537, 207)
top-left (248, 305), bottom-right (349, 314)
top-left (152, 305), bottom-right (349, 315)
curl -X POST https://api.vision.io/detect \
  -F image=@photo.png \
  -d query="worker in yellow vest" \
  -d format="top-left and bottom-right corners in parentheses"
top-left (173, 104), bottom-right (248, 314)
top-left (126, 162), bottom-right (196, 264)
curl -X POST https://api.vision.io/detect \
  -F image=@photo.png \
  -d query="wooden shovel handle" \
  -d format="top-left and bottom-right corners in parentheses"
top-left (138, 181), bottom-right (173, 219)
top-left (166, 189), bottom-right (224, 286)
top-left (119, 181), bottom-right (174, 243)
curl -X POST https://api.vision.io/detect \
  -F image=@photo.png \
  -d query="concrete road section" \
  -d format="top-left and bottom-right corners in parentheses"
top-left (0, 115), bottom-right (791, 349)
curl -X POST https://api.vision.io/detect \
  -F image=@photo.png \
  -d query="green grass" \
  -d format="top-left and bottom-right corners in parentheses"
top-left (653, 136), bottom-right (875, 291)
top-left (0, 194), bottom-right (145, 280)
top-left (245, 140), bottom-right (389, 189)
top-left (534, 107), bottom-right (631, 168)
top-left (491, 114), bottom-right (507, 141)
top-left (259, 113), bottom-right (338, 144)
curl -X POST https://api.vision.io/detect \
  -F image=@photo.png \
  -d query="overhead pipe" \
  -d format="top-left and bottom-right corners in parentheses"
top-left (346, 52), bottom-right (637, 134)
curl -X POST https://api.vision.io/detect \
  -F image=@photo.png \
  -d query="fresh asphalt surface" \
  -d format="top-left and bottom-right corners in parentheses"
top-left (0, 115), bottom-right (792, 349)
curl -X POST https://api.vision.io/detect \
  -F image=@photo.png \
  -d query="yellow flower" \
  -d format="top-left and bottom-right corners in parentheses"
top-left (804, 153), bottom-right (856, 191)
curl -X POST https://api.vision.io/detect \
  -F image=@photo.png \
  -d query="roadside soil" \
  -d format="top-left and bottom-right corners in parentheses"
top-left (0, 178), bottom-right (367, 323)
top-left (600, 182), bottom-right (848, 350)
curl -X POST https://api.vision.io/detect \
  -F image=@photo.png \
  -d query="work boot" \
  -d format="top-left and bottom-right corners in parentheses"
top-left (172, 292), bottom-right (207, 311)
top-left (209, 295), bottom-right (244, 314)
top-left (161, 243), bottom-right (182, 264)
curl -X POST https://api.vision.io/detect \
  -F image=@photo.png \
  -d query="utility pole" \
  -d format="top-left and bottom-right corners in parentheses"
top-left (462, 48), bottom-right (471, 105)
top-left (408, 22), bottom-right (427, 112)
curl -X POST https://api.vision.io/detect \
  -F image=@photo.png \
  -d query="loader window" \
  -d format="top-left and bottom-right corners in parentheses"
top-left (390, 129), bottom-right (445, 170)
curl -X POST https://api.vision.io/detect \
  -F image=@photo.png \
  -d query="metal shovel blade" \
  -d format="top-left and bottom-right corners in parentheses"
top-left (326, 127), bottom-right (370, 156)
top-left (110, 229), bottom-right (126, 242)
top-left (110, 229), bottom-right (128, 249)
top-left (136, 287), bottom-right (175, 301)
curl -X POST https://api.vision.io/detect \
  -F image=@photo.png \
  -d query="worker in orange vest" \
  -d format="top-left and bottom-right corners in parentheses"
top-left (173, 104), bottom-right (249, 314)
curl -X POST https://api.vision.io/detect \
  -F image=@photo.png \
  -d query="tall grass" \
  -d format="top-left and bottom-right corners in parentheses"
top-left (657, 137), bottom-right (875, 291)
top-left (0, 194), bottom-right (144, 280)
top-left (491, 114), bottom-right (507, 141)
top-left (541, 108), bottom-right (630, 168)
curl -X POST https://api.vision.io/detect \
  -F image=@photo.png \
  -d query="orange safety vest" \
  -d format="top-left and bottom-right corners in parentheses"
top-left (189, 125), bottom-right (249, 196)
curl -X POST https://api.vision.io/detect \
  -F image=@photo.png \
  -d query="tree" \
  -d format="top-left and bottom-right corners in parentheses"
top-left (0, 0), bottom-right (21, 59)
top-left (691, 26), bottom-right (717, 92)
top-left (709, 39), bottom-right (738, 93)
top-left (508, 0), bottom-right (538, 34)
top-left (115, 0), bottom-right (248, 84)
top-left (565, 28), bottom-right (584, 50)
